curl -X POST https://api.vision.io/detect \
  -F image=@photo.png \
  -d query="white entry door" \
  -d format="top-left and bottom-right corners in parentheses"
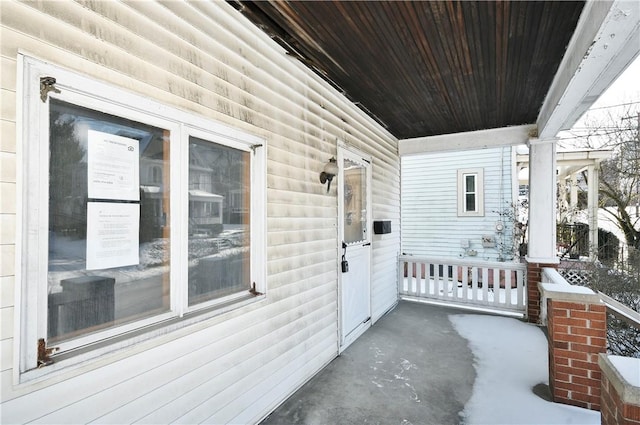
top-left (338, 146), bottom-right (372, 352)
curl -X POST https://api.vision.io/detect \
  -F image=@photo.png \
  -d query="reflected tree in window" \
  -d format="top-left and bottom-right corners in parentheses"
top-left (49, 111), bottom-right (86, 237)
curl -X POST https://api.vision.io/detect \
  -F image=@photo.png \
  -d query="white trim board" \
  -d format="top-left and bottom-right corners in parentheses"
top-left (537, 0), bottom-right (640, 139)
top-left (399, 124), bottom-right (535, 156)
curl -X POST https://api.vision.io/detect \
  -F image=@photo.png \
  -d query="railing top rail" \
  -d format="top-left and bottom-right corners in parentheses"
top-left (399, 255), bottom-right (526, 271)
top-left (541, 267), bottom-right (572, 286)
top-left (598, 291), bottom-right (640, 328)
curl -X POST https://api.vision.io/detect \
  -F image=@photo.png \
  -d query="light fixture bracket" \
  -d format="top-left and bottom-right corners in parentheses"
top-left (319, 157), bottom-right (338, 193)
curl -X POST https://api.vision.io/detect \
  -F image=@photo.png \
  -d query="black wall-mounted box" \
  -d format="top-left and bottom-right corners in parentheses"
top-left (373, 220), bottom-right (391, 234)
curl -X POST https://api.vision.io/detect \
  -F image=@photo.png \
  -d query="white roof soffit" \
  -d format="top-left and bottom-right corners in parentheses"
top-left (399, 124), bottom-right (536, 156)
top-left (537, 0), bottom-right (640, 140)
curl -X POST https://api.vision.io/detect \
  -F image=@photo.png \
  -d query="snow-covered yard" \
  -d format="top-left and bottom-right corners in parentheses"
top-left (451, 314), bottom-right (601, 425)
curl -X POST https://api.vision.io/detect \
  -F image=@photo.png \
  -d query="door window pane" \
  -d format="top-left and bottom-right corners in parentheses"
top-left (188, 137), bottom-right (251, 305)
top-left (343, 158), bottom-right (368, 244)
top-left (47, 99), bottom-right (170, 343)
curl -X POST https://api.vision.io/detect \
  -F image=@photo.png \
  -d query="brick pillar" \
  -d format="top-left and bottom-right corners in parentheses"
top-left (546, 296), bottom-right (606, 410)
top-left (599, 354), bottom-right (640, 425)
top-left (525, 260), bottom-right (558, 323)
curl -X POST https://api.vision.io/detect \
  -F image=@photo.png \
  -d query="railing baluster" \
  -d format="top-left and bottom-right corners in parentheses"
top-left (412, 260), bottom-right (417, 295)
top-left (504, 269), bottom-right (512, 306)
top-left (471, 267), bottom-right (478, 301)
top-left (415, 260), bottom-right (422, 296)
top-left (517, 269), bottom-right (524, 308)
top-left (462, 266), bottom-right (469, 302)
top-left (493, 269), bottom-right (501, 306)
top-left (398, 256), bottom-right (404, 296)
top-left (481, 267), bottom-right (489, 304)
top-left (433, 263), bottom-right (440, 298)
top-left (452, 266), bottom-right (458, 301)
top-left (443, 265), bottom-right (450, 300)
top-left (425, 262), bottom-right (432, 296)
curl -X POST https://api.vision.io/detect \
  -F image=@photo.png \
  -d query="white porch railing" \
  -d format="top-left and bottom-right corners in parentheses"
top-left (541, 267), bottom-right (640, 330)
top-left (398, 255), bottom-right (527, 314)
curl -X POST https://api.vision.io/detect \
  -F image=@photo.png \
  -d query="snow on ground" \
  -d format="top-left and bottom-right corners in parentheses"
top-left (450, 314), bottom-right (601, 425)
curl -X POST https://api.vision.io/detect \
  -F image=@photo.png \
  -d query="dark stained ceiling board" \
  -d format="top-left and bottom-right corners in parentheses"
top-left (232, 1), bottom-right (585, 139)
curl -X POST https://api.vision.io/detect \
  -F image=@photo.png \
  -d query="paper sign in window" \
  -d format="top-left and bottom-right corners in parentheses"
top-left (87, 130), bottom-right (140, 201)
top-left (86, 202), bottom-right (140, 270)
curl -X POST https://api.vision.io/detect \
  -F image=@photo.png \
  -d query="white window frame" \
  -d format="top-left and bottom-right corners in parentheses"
top-left (16, 56), bottom-right (266, 382)
top-left (457, 168), bottom-right (484, 216)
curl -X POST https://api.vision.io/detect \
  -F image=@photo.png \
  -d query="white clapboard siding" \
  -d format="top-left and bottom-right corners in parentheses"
top-left (0, 0), bottom-right (400, 423)
top-left (401, 147), bottom-right (514, 262)
top-left (32, 300), bottom-right (337, 424)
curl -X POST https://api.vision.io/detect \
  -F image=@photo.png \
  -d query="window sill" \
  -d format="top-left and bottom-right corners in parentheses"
top-left (457, 213), bottom-right (485, 217)
top-left (16, 292), bottom-right (266, 387)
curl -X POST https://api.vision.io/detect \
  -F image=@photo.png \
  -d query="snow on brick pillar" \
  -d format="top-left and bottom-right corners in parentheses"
top-left (598, 355), bottom-right (640, 425)
top-left (541, 285), bottom-right (606, 411)
top-left (525, 260), bottom-right (558, 323)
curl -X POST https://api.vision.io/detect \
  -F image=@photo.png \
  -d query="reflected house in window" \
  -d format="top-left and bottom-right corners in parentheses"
top-left (229, 188), bottom-right (248, 224)
top-left (139, 158), bottom-right (168, 241)
top-left (187, 144), bottom-right (225, 235)
top-left (188, 189), bottom-right (223, 235)
top-left (140, 157), bottom-right (226, 238)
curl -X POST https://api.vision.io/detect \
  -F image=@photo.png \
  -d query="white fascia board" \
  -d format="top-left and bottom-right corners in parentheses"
top-left (538, 0), bottom-right (640, 140)
top-left (398, 124), bottom-right (535, 156)
top-left (558, 165), bottom-right (589, 180)
top-left (517, 149), bottom-right (613, 164)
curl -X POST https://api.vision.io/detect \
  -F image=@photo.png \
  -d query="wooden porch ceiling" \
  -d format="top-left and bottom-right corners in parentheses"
top-left (232, 1), bottom-right (585, 140)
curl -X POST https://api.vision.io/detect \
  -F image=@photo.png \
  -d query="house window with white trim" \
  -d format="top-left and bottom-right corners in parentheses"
top-left (457, 168), bottom-right (484, 216)
top-left (18, 57), bottom-right (265, 378)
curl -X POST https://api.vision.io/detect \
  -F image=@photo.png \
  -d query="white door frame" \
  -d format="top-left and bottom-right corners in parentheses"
top-left (337, 143), bottom-right (373, 352)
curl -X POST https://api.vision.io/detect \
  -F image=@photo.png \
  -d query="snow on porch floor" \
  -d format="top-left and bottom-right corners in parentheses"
top-left (260, 300), bottom-right (600, 425)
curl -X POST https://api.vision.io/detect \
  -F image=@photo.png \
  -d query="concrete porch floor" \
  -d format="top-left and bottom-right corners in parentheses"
top-left (261, 301), bottom-right (479, 425)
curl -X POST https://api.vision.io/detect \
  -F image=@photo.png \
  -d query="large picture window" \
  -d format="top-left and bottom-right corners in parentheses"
top-left (19, 57), bottom-right (265, 378)
top-left (47, 99), bottom-right (172, 343)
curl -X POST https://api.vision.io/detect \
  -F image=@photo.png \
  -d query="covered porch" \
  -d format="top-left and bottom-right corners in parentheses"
top-left (2, 1), bottom-right (639, 423)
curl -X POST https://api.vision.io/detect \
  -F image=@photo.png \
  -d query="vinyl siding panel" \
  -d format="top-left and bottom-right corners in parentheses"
top-left (401, 148), bottom-right (516, 262)
top-left (0, 0), bottom-right (399, 423)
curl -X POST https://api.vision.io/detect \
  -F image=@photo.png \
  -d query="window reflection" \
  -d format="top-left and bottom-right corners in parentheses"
top-left (343, 158), bottom-right (367, 244)
top-left (47, 99), bottom-right (170, 342)
top-left (187, 137), bottom-right (251, 305)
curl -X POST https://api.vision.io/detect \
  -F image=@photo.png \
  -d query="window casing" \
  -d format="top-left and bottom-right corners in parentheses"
top-left (457, 168), bottom-right (484, 216)
top-left (18, 56), bottom-right (266, 379)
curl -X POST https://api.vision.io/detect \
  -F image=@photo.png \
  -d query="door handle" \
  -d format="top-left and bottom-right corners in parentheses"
top-left (341, 241), bottom-right (349, 273)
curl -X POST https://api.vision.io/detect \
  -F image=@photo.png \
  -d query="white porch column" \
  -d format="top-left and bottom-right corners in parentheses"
top-left (570, 173), bottom-right (578, 211)
top-left (527, 138), bottom-right (559, 263)
top-left (587, 164), bottom-right (599, 259)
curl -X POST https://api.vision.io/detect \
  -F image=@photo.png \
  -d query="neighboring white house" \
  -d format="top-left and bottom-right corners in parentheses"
top-left (402, 147), bottom-right (520, 262)
top-left (518, 149), bottom-right (613, 259)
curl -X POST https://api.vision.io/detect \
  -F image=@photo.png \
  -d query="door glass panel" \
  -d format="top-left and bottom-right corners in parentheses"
top-left (47, 99), bottom-right (170, 343)
top-left (343, 158), bottom-right (367, 244)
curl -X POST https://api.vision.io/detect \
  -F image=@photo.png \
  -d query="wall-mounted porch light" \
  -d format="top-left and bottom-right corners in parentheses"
top-left (319, 157), bottom-right (338, 193)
